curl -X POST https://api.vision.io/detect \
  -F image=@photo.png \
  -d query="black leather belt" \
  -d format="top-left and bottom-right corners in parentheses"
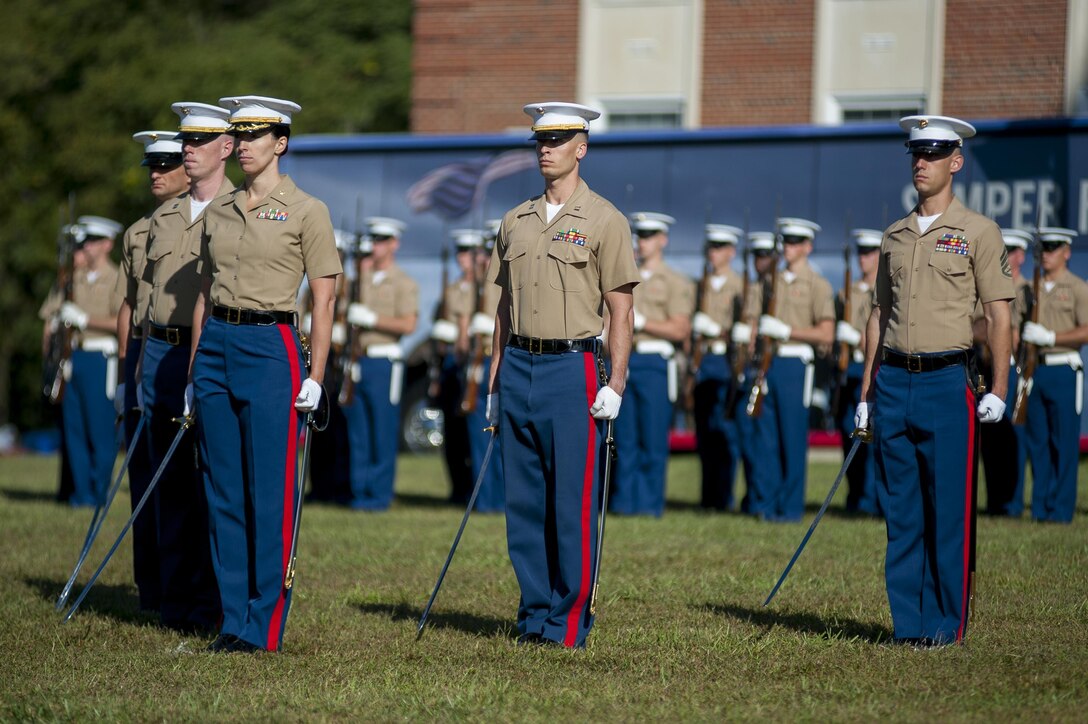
top-left (509, 334), bottom-right (599, 355)
top-left (212, 304), bottom-right (296, 326)
top-left (882, 348), bottom-right (970, 373)
top-left (130, 325), bottom-right (144, 340)
top-left (149, 323), bottom-right (192, 347)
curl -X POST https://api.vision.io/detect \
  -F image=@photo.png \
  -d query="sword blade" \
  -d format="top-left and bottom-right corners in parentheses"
top-left (416, 428), bottom-right (497, 639)
top-left (763, 433), bottom-right (865, 607)
top-left (284, 413), bottom-right (315, 591)
top-left (589, 418), bottom-right (614, 616)
top-left (63, 415), bottom-right (193, 622)
top-left (56, 413), bottom-right (147, 610)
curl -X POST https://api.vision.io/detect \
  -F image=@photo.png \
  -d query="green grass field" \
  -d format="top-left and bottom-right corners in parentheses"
top-left (1, 450), bottom-right (1085, 721)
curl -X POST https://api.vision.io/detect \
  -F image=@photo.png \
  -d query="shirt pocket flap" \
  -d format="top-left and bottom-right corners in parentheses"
top-left (546, 243), bottom-right (590, 266)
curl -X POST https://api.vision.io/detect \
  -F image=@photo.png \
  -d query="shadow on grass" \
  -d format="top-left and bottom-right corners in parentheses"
top-left (700, 601), bottom-right (893, 644)
top-left (355, 600), bottom-right (511, 639)
top-left (393, 492), bottom-right (463, 509)
top-left (0, 486), bottom-right (61, 504)
top-left (23, 576), bottom-right (153, 626)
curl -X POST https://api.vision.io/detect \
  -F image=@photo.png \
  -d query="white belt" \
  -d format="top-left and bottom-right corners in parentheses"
top-left (366, 343), bottom-right (403, 360)
top-left (80, 337), bottom-right (118, 355)
top-left (635, 339), bottom-right (675, 357)
top-left (1043, 352), bottom-right (1083, 369)
top-left (709, 340), bottom-right (727, 356)
top-left (777, 343), bottom-right (814, 364)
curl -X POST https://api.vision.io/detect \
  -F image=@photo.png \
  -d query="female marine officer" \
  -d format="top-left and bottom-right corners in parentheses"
top-left (188, 95), bottom-right (342, 653)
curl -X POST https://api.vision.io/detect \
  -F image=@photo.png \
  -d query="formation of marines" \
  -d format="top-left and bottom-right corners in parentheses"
top-left (42, 101), bottom-right (1084, 651)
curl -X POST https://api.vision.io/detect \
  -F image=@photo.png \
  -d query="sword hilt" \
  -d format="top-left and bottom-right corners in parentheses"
top-left (851, 425), bottom-right (873, 444)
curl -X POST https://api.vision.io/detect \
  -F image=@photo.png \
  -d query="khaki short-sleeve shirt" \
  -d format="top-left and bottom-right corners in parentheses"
top-left (699, 268), bottom-right (744, 333)
top-left (359, 264), bottom-right (418, 347)
top-left (777, 261), bottom-right (835, 330)
top-left (41, 263), bottom-right (121, 343)
top-left (1035, 268), bottom-right (1088, 355)
top-left (1007, 275), bottom-right (1032, 330)
top-left (633, 263), bottom-right (695, 345)
top-left (147, 178), bottom-right (235, 327)
top-left (201, 175), bottom-right (342, 312)
top-left (876, 197), bottom-right (1014, 354)
top-left (446, 279), bottom-right (474, 322)
top-left (487, 180), bottom-right (639, 340)
top-left (837, 280), bottom-right (875, 333)
top-left (116, 214), bottom-right (154, 328)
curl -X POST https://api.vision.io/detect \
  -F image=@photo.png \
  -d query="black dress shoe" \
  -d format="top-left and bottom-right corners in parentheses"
top-left (207, 634), bottom-right (238, 653)
top-left (223, 636), bottom-right (262, 654)
top-left (516, 632), bottom-right (544, 646)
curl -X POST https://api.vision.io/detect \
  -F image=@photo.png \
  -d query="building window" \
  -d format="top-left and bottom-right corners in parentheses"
top-left (840, 98), bottom-right (925, 123)
top-left (602, 98), bottom-right (685, 130)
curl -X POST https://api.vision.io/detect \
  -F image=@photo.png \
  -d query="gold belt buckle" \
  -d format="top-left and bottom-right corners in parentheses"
top-left (907, 354), bottom-right (922, 373)
top-left (166, 327), bottom-right (180, 346)
top-left (227, 307), bottom-right (242, 325)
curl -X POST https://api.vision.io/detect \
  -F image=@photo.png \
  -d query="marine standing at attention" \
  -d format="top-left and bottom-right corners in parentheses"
top-left (487, 102), bottom-right (638, 648)
top-left (189, 95), bottom-right (342, 653)
top-left (858, 115), bottom-right (1012, 647)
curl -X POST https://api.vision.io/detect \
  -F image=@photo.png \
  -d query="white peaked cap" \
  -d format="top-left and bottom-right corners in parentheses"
top-left (748, 231), bottom-right (777, 251)
top-left (1036, 227), bottom-right (1077, 245)
top-left (899, 115), bottom-right (976, 154)
top-left (366, 216), bottom-right (406, 238)
top-left (705, 224), bottom-right (743, 245)
top-left (630, 211), bottom-right (676, 233)
top-left (171, 102), bottom-right (231, 138)
top-left (777, 217), bottom-right (821, 240)
top-left (451, 228), bottom-right (485, 248)
top-left (133, 130), bottom-right (182, 157)
top-left (77, 215), bottom-right (123, 239)
top-left (219, 95), bottom-right (301, 130)
top-left (1000, 229), bottom-right (1032, 250)
top-left (852, 228), bottom-right (883, 248)
top-left (523, 102), bottom-right (601, 140)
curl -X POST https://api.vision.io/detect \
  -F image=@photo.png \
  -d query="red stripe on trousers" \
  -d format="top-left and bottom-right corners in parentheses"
top-left (267, 324), bottom-right (302, 651)
top-left (564, 353), bottom-right (598, 648)
top-left (957, 384), bottom-right (976, 642)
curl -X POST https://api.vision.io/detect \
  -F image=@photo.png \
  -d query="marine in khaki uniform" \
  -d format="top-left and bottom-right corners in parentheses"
top-left (114, 129), bottom-right (188, 612)
top-left (1018, 227), bottom-right (1088, 523)
top-left (462, 223), bottom-right (505, 512)
top-left (41, 216), bottom-right (123, 507)
top-left (430, 230), bottom-right (478, 505)
top-left (978, 228), bottom-right (1033, 516)
top-left (858, 115), bottom-right (1013, 647)
top-left (834, 228), bottom-right (882, 516)
top-left (191, 96), bottom-right (342, 653)
top-left (690, 224), bottom-right (745, 511)
top-left (612, 211), bottom-right (694, 517)
top-left (344, 216), bottom-right (419, 511)
top-left (745, 217), bottom-right (834, 522)
top-left (140, 102), bottom-right (236, 633)
top-left (486, 102), bottom-right (638, 648)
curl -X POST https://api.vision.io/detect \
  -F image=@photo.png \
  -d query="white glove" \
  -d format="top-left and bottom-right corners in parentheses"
top-left (301, 313), bottom-right (312, 335)
top-left (294, 378), bottom-right (322, 412)
top-left (59, 302), bottom-right (89, 330)
top-left (114, 383), bottom-right (125, 416)
top-left (976, 392), bottom-right (1006, 423)
top-left (854, 401), bottom-right (872, 431)
top-left (692, 312), bottom-right (722, 338)
top-left (485, 393), bottom-right (499, 426)
top-left (731, 322), bottom-right (752, 345)
top-left (632, 309), bottom-right (646, 332)
top-left (836, 320), bottom-right (862, 346)
top-left (430, 319), bottom-right (459, 343)
top-left (182, 383), bottom-right (194, 417)
top-left (758, 314), bottom-right (792, 341)
top-left (589, 387), bottom-right (623, 420)
top-left (469, 312), bottom-right (495, 337)
top-left (331, 322), bottom-right (347, 346)
top-left (1021, 321), bottom-right (1056, 347)
top-left (347, 303), bottom-right (378, 329)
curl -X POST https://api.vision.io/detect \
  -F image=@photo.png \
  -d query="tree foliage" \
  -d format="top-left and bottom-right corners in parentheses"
top-left (0, 0), bottom-right (412, 430)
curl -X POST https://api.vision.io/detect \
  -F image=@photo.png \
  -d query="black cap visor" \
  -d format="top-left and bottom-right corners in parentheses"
top-left (905, 139), bottom-right (960, 155)
top-left (142, 152), bottom-right (183, 168)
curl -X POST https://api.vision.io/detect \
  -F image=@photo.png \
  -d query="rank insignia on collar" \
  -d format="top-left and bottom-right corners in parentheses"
top-left (256, 208), bottom-right (288, 221)
top-left (934, 233), bottom-right (970, 255)
top-left (553, 228), bottom-right (588, 246)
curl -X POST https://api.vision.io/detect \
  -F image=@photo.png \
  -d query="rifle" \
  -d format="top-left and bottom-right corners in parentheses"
top-left (460, 257), bottom-right (486, 414)
top-left (683, 258), bottom-right (714, 412)
top-left (830, 236), bottom-right (852, 419)
top-left (42, 195), bottom-right (79, 404)
top-left (745, 246), bottom-right (780, 418)
top-left (1011, 231), bottom-right (1042, 425)
top-left (337, 201), bottom-right (365, 407)
top-left (427, 244), bottom-right (451, 404)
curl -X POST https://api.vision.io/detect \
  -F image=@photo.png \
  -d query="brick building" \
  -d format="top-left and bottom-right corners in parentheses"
top-left (412, 0), bottom-right (1088, 134)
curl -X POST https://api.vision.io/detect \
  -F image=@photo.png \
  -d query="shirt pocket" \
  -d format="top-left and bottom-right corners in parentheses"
top-left (547, 242), bottom-right (590, 292)
top-left (145, 244), bottom-right (173, 287)
top-left (503, 244), bottom-right (529, 290)
top-left (927, 253), bottom-right (970, 301)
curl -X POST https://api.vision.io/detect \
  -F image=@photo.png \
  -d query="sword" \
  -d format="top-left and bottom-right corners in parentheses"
top-left (416, 426), bottom-right (497, 640)
top-left (283, 411), bottom-right (316, 591)
top-left (589, 418), bottom-right (615, 616)
top-left (62, 413), bottom-right (195, 623)
top-left (56, 413), bottom-right (147, 610)
top-left (763, 426), bottom-right (872, 607)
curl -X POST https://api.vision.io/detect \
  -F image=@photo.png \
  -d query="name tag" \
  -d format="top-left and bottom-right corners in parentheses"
top-left (553, 228), bottom-right (587, 246)
top-left (934, 233), bottom-right (970, 255)
top-left (256, 208), bottom-right (289, 221)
